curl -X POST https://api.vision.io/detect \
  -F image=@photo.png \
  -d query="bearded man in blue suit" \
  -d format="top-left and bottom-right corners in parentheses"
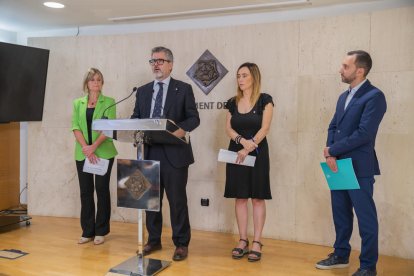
top-left (316, 50), bottom-right (387, 276)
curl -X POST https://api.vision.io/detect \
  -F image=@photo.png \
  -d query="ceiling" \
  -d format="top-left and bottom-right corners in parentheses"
top-left (0, 0), bottom-right (377, 33)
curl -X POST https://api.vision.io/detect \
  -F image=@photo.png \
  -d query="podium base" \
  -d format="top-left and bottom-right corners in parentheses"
top-left (108, 256), bottom-right (171, 276)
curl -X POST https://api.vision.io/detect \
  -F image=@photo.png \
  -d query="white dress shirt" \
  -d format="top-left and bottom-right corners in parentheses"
top-left (344, 79), bottom-right (367, 110)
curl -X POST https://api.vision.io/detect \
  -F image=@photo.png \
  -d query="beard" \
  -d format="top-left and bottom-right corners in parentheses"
top-left (341, 71), bottom-right (357, 84)
top-left (153, 70), bottom-right (164, 79)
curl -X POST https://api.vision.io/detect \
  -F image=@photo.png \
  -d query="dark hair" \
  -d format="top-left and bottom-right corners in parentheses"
top-left (151, 46), bottom-right (174, 62)
top-left (347, 50), bottom-right (372, 76)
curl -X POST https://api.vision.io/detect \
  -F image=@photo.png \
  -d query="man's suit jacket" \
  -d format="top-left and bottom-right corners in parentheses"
top-left (131, 78), bottom-right (200, 168)
top-left (327, 80), bottom-right (387, 178)
top-left (71, 93), bottom-right (118, 161)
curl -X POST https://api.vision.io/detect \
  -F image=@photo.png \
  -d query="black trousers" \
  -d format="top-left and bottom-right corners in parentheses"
top-left (75, 158), bottom-right (114, 237)
top-left (145, 145), bottom-right (191, 247)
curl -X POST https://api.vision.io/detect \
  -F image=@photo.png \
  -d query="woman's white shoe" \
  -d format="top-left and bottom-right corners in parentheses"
top-left (94, 236), bottom-right (105, 245)
top-left (78, 237), bottom-right (92, 244)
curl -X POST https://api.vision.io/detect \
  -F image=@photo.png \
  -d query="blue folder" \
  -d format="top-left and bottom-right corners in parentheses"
top-left (320, 158), bottom-right (360, 190)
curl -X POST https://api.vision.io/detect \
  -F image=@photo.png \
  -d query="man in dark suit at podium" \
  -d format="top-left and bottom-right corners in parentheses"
top-left (131, 46), bottom-right (200, 261)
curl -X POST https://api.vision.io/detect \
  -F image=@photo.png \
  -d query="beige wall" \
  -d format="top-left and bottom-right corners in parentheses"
top-left (28, 6), bottom-right (414, 259)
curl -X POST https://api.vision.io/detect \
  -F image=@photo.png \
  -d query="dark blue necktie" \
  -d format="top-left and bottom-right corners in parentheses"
top-left (152, 82), bottom-right (164, 118)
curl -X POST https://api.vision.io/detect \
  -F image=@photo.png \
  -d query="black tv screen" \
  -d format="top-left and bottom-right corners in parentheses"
top-left (0, 42), bottom-right (49, 122)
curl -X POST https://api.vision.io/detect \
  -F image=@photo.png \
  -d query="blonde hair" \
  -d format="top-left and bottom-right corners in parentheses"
top-left (235, 62), bottom-right (261, 106)
top-left (82, 68), bottom-right (104, 93)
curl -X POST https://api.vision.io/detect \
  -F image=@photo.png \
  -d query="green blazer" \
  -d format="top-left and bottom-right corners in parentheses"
top-left (71, 93), bottom-right (118, 161)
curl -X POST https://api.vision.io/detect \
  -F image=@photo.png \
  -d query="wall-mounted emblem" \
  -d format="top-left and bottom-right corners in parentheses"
top-left (186, 50), bottom-right (228, 95)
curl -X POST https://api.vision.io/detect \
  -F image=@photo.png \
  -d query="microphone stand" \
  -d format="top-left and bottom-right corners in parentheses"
top-left (101, 86), bottom-right (138, 119)
top-left (100, 86), bottom-right (137, 140)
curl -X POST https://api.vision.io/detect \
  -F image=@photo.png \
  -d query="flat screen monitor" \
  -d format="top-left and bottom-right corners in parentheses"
top-left (0, 42), bottom-right (49, 122)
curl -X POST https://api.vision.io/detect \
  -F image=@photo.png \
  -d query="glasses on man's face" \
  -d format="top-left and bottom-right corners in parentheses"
top-left (149, 59), bottom-right (171, 65)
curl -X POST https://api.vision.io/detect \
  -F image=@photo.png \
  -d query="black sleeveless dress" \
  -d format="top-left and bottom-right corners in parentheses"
top-left (224, 93), bottom-right (274, 199)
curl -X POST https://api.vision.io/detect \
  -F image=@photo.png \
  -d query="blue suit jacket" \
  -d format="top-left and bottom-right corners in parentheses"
top-left (131, 78), bottom-right (200, 168)
top-left (327, 80), bottom-right (387, 178)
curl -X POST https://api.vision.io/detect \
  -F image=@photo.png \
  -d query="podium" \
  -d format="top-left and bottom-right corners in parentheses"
top-left (93, 119), bottom-right (188, 276)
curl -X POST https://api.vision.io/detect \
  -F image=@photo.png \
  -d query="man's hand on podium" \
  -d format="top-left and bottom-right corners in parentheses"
top-left (172, 128), bottom-right (186, 139)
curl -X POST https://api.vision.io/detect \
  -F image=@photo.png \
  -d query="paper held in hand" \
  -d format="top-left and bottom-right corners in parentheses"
top-left (320, 158), bottom-right (360, 190)
top-left (218, 149), bottom-right (256, 167)
top-left (83, 158), bottom-right (109, 176)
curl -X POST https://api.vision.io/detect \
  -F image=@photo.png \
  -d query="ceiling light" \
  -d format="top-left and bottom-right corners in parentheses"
top-left (43, 2), bottom-right (65, 9)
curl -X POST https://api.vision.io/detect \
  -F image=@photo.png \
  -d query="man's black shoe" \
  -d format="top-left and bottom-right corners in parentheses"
top-left (352, 268), bottom-right (377, 276)
top-left (172, 246), bottom-right (188, 261)
top-left (142, 243), bottom-right (162, 256)
top-left (315, 253), bottom-right (349, 269)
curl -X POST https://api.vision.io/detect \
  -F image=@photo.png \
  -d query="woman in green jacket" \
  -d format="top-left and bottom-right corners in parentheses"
top-left (71, 68), bottom-right (117, 245)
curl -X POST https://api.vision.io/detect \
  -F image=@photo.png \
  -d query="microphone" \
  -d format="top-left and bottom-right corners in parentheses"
top-left (102, 87), bottom-right (138, 119)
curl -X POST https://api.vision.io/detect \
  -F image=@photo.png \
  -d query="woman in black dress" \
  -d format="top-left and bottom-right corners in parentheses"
top-left (225, 62), bottom-right (274, 262)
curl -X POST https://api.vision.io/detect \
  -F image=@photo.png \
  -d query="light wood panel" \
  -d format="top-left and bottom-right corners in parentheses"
top-left (0, 216), bottom-right (413, 275)
top-left (0, 122), bottom-right (20, 211)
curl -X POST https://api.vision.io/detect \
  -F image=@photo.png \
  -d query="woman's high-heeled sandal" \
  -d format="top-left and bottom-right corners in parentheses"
top-left (232, 238), bottom-right (249, 259)
top-left (248, 240), bottom-right (263, 262)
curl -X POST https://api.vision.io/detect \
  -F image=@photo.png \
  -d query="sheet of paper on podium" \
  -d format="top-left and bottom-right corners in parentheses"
top-left (218, 149), bottom-right (256, 167)
top-left (320, 158), bottom-right (360, 190)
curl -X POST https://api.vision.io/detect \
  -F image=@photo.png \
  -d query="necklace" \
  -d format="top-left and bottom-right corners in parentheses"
top-left (88, 95), bottom-right (98, 107)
